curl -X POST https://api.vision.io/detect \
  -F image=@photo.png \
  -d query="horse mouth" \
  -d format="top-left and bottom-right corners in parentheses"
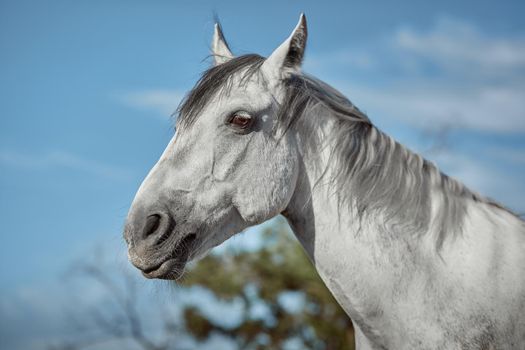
top-left (141, 233), bottom-right (197, 280)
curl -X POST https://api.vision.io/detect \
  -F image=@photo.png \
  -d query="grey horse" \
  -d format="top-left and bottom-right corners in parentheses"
top-left (124, 14), bottom-right (525, 349)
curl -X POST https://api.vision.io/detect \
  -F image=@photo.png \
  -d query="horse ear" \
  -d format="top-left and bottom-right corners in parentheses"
top-left (212, 22), bottom-right (234, 66)
top-left (262, 13), bottom-right (307, 81)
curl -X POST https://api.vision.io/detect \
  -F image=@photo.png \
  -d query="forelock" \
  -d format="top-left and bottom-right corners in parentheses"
top-left (176, 54), bottom-right (265, 128)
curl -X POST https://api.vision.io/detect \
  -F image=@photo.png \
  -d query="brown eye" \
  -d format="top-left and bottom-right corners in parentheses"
top-left (229, 113), bottom-right (253, 129)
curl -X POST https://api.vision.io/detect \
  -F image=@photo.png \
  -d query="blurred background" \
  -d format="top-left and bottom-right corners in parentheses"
top-left (1, 0), bottom-right (524, 349)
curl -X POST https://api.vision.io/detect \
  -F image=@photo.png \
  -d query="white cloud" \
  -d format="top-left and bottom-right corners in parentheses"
top-left (118, 89), bottom-right (184, 118)
top-left (0, 149), bottom-right (131, 180)
top-left (394, 17), bottom-right (525, 76)
top-left (338, 82), bottom-right (525, 133)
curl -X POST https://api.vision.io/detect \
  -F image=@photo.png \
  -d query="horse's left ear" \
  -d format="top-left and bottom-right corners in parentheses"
top-left (212, 22), bottom-right (234, 66)
top-left (262, 13), bottom-right (307, 81)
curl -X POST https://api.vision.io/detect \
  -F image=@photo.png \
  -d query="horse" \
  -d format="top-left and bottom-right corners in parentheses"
top-left (123, 14), bottom-right (525, 349)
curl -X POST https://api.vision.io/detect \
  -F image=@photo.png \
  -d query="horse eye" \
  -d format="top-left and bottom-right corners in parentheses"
top-left (229, 113), bottom-right (253, 129)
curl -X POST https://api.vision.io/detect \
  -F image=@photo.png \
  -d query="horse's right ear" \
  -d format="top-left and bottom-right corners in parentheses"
top-left (212, 23), bottom-right (234, 66)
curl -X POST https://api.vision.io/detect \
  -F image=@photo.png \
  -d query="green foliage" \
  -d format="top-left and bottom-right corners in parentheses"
top-left (181, 221), bottom-right (354, 350)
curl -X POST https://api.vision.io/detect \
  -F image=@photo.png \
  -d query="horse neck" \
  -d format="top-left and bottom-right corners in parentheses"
top-left (285, 108), bottom-right (437, 251)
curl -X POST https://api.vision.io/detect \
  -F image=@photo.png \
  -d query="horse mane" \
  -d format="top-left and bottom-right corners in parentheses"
top-left (176, 54), bottom-right (517, 249)
top-left (280, 73), bottom-right (522, 246)
top-left (282, 72), bottom-right (519, 249)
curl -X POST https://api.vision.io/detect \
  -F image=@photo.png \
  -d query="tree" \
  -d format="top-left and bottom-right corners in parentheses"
top-left (181, 220), bottom-right (354, 350)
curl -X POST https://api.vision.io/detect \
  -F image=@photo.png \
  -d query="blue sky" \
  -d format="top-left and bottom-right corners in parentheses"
top-left (1, 0), bottom-right (524, 348)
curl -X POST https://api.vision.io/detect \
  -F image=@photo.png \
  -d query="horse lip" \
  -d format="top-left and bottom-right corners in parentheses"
top-left (141, 259), bottom-right (169, 274)
top-left (142, 258), bottom-right (179, 279)
top-left (140, 232), bottom-right (197, 280)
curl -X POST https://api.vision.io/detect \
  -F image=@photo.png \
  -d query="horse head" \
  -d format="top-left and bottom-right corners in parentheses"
top-left (124, 15), bottom-right (307, 279)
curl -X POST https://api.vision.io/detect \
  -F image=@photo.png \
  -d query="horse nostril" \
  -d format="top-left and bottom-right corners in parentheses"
top-left (140, 212), bottom-right (176, 245)
top-left (143, 214), bottom-right (162, 237)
